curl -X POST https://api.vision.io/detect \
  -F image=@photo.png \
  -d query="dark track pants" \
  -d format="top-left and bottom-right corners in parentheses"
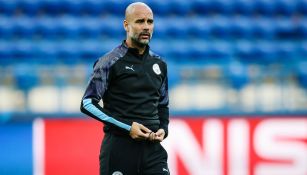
top-left (99, 133), bottom-right (169, 175)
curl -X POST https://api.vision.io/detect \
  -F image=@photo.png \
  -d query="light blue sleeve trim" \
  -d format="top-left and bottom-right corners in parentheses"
top-left (82, 99), bottom-right (131, 131)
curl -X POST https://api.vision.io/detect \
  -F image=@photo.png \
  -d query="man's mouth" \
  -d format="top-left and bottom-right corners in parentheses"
top-left (140, 33), bottom-right (150, 39)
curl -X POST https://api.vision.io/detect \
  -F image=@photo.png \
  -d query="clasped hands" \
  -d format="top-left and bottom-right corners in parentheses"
top-left (129, 122), bottom-right (165, 142)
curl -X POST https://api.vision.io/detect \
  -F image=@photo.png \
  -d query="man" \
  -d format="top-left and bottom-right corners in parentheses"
top-left (80, 2), bottom-right (170, 175)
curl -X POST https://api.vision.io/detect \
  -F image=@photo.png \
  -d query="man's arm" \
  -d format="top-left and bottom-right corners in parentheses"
top-left (157, 64), bottom-right (169, 139)
top-left (80, 58), bottom-right (151, 138)
top-left (80, 59), bottom-right (132, 131)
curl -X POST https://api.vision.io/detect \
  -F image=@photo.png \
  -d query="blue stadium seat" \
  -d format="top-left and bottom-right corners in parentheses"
top-left (80, 17), bottom-right (102, 38)
top-left (99, 39), bottom-right (119, 54)
top-left (165, 18), bottom-right (189, 38)
top-left (0, 0), bottom-right (18, 15)
top-left (104, 0), bottom-right (129, 15)
top-left (189, 41), bottom-right (233, 63)
top-left (188, 18), bottom-right (210, 39)
top-left (226, 62), bottom-right (249, 90)
top-left (298, 41), bottom-right (307, 58)
top-left (147, 0), bottom-right (171, 16)
top-left (0, 17), bottom-right (14, 39)
top-left (36, 17), bottom-right (59, 39)
top-left (298, 18), bottom-right (307, 38)
top-left (169, 0), bottom-right (192, 15)
top-left (275, 18), bottom-right (297, 39)
top-left (80, 40), bottom-right (103, 63)
top-left (298, 0), bottom-right (307, 14)
top-left (275, 0), bottom-right (298, 16)
top-left (233, 0), bottom-right (256, 15)
top-left (297, 61), bottom-right (307, 88)
top-left (210, 0), bottom-right (235, 14)
top-left (207, 42), bottom-right (233, 63)
top-left (189, 41), bottom-right (210, 60)
top-left (150, 40), bottom-right (169, 58)
top-left (235, 40), bottom-right (257, 63)
top-left (153, 19), bottom-right (168, 39)
top-left (186, 41), bottom-right (234, 64)
top-left (254, 0), bottom-right (277, 16)
top-left (210, 17), bottom-right (231, 38)
top-left (231, 17), bottom-right (253, 39)
top-left (166, 62), bottom-right (180, 88)
top-left (101, 17), bottom-right (124, 39)
top-left (168, 41), bottom-right (191, 62)
top-left (34, 41), bottom-right (58, 64)
top-left (82, 0), bottom-right (107, 15)
top-left (192, 0), bottom-right (211, 15)
top-left (14, 17), bottom-right (36, 38)
top-left (41, 0), bottom-right (63, 15)
top-left (13, 41), bottom-right (35, 63)
top-left (253, 18), bottom-right (276, 39)
top-left (277, 42), bottom-right (299, 63)
top-left (58, 16), bottom-right (81, 39)
top-left (14, 65), bottom-right (39, 90)
top-left (253, 41), bottom-right (278, 63)
top-left (62, 0), bottom-right (83, 15)
top-left (57, 41), bottom-right (81, 64)
top-left (0, 41), bottom-right (13, 65)
top-left (18, 0), bottom-right (42, 16)
top-left (80, 39), bottom-right (119, 63)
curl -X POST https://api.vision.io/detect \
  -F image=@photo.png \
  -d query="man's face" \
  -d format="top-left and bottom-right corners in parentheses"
top-left (125, 6), bottom-right (154, 46)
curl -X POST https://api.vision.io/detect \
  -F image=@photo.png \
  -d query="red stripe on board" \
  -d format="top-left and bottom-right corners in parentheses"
top-left (44, 118), bottom-right (103, 175)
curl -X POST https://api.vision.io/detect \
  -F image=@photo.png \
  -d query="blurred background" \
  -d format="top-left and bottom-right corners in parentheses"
top-left (0, 0), bottom-right (307, 117)
top-left (0, 0), bottom-right (306, 175)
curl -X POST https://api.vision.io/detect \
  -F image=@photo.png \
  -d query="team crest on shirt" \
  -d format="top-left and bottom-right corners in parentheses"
top-left (152, 63), bottom-right (161, 75)
top-left (112, 171), bottom-right (123, 175)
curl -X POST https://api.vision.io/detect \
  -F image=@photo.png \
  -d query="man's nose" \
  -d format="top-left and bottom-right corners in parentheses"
top-left (143, 22), bottom-right (150, 30)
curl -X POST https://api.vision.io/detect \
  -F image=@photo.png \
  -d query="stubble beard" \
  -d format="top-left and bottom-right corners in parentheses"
top-left (130, 32), bottom-right (151, 48)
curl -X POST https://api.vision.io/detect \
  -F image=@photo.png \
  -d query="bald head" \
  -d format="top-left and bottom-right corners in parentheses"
top-left (125, 2), bottom-right (153, 22)
top-left (123, 2), bottom-right (154, 53)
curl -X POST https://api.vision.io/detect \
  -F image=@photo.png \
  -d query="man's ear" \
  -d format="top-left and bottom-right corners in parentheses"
top-left (123, 20), bottom-right (129, 32)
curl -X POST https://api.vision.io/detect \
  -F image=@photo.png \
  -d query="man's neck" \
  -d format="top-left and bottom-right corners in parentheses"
top-left (125, 39), bottom-right (146, 55)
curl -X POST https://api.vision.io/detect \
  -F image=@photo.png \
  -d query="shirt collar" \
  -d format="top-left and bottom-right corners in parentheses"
top-left (122, 40), bottom-right (150, 58)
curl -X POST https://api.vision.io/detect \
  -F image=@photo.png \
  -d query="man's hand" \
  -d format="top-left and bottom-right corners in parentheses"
top-left (148, 129), bottom-right (165, 142)
top-left (154, 129), bottom-right (165, 142)
top-left (129, 122), bottom-right (151, 140)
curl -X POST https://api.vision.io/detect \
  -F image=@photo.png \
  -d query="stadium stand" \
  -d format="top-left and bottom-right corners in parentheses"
top-left (0, 0), bottom-right (306, 117)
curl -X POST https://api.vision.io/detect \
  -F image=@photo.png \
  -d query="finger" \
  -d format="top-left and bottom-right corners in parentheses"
top-left (138, 131), bottom-right (150, 139)
top-left (155, 129), bottom-right (165, 137)
top-left (147, 132), bottom-right (152, 140)
top-left (154, 129), bottom-right (165, 142)
top-left (155, 131), bottom-right (162, 137)
top-left (148, 132), bottom-right (156, 141)
top-left (154, 135), bottom-right (163, 142)
top-left (139, 124), bottom-right (151, 133)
